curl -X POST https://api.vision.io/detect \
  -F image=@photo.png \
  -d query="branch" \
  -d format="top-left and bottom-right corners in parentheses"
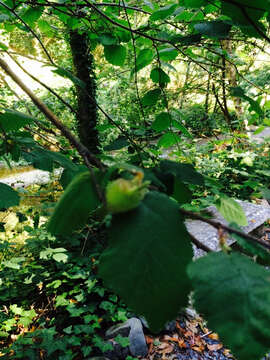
top-left (8, 53), bottom-right (77, 115)
top-left (0, 1), bottom-right (55, 65)
top-left (189, 233), bottom-right (212, 253)
top-left (180, 208), bottom-right (270, 251)
top-left (33, 0), bottom-right (150, 15)
top-left (121, 0), bottom-right (147, 127)
top-left (0, 58), bottom-right (103, 171)
top-left (220, 0), bottom-right (270, 44)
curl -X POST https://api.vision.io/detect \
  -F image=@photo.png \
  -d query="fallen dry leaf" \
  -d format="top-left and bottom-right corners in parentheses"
top-left (192, 345), bottom-right (205, 352)
top-left (207, 343), bottom-right (223, 351)
top-left (208, 332), bottom-right (219, 340)
top-left (157, 342), bottom-right (174, 355)
top-left (145, 335), bottom-right (154, 345)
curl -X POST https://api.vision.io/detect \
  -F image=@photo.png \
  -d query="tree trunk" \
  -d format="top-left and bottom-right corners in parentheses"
top-left (222, 40), bottom-right (244, 116)
top-left (179, 62), bottom-right (191, 109)
top-left (204, 71), bottom-right (211, 114)
top-left (69, 30), bottom-right (99, 154)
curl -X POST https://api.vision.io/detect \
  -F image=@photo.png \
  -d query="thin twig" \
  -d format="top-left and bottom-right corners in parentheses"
top-left (180, 208), bottom-right (270, 251)
top-left (8, 53), bottom-right (77, 115)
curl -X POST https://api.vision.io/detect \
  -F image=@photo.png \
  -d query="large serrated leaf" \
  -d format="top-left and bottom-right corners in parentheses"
top-left (0, 183), bottom-right (19, 208)
top-left (22, 147), bottom-right (76, 172)
top-left (135, 49), bottom-right (154, 72)
top-left (99, 191), bottom-right (193, 332)
top-left (50, 66), bottom-right (86, 89)
top-left (150, 67), bottom-right (170, 85)
top-left (188, 252), bottom-right (270, 360)
top-left (47, 171), bottom-right (100, 235)
top-left (104, 45), bottom-right (126, 67)
top-left (0, 109), bottom-right (35, 132)
top-left (160, 160), bottom-right (204, 186)
top-left (230, 87), bottom-right (263, 116)
top-left (216, 196), bottom-right (247, 226)
top-left (141, 88), bottom-right (161, 106)
top-left (150, 4), bottom-right (178, 21)
top-left (158, 132), bottom-right (181, 148)
top-left (21, 6), bottom-right (43, 26)
top-left (194, 21), bottom-right (231, 38)
top-left (230, 224), bottom-right (270, 264)
top-left (152, 112), bottom-right (171, 132)
top-left (158, 48), bottom-right (178, 61)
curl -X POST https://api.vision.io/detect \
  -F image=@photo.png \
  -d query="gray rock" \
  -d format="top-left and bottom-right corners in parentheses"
top-left (139, 316), bottom-right (148, 329)
top-left (0, 168), bottom-right (62, 189)
top-left (185, 200), bottom-right (270, 258)
top-left (105, 317), bottom-right (148, 357)
top-left (105, 323), bottom-right (130, 339)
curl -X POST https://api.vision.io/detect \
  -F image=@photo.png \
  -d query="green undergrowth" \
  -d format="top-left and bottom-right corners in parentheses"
top-left (0, 223), bottom-right (131, 359)
top-left (179, 137), bottom-right (270, 210)
top-left (0, 182), bottom-right (132, 359)
top-left (0, 137), bottom-right (269, 359)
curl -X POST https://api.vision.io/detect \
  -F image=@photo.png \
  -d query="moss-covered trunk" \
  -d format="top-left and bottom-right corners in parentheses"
top-left (69, 30), bottom-right (99, 154)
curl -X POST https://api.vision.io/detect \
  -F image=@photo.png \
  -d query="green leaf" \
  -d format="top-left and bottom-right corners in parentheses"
top-left (99, 33), bottom-right (118, 45)
top-left (150, 4), bottom-right (178, 21)
top-left (104, 137), bottom-right (129, 151)
top-left (3, 257), bottom-right (25, 270)
top-left (253, 125), bottom-right (265, 135)
top-left (152, 112), bottom-right (171, 131)
top-left (230, 223), bottom-right (270, 263)
top-left (135, 48), bottom-right (154, 72)
top-left (262, 188), bottom-right (270, 200)
top-left (158, 48), bottom-right (178, 61)
top-left (23, 147), bottom-right (76, 172)
top-left (51, 66), bottom-right (86, 89)
top-left (150, 67), bottom-right (170, 85)
top-left (157, 132), bottom-right (181, 148)
top-left (230, 87), bottom-right (263, 116)
top-left (52, 252), bottom-right (68, 263)
top-left (38, 19), bottom-right (53, 36)
top-left (104, 45), bottom-right (126, 67)
top-left (216, 196), bottom-right (248, 226)
top-left (47, 171), bottom-right (100, 235)
top-left (171, 119), bottom-right (193, 138)
top-left (221, 2), bottom-right (266, 37)
top-left (21, 6), bottom-right (43, 27)
top-left (160, 160), bottom-right (204, 186)
top-left (141, 88), bottom-right (161, 106)
top-left (99, 191), bottom-right (193, 332)
top-left (0, 41), bottom-right (8, 51)
top-left (188, 252), bottom-right (270, 360)
top-left (0, 109), bottom-right (35, 132)
top-left (60, 165), bottom-right (87, 189)
top-left (170, 33), bottom-right (202, 45)
top-left (194, 21), bottom-right (231, 38)
top-left (114, 335), bottom-right (130, 347)
top-left (0, 183), bottom-right (19, 208)
top-left (184, 0), bottom-right (208, 8)
top-left (172, 179), bottom-right (192, 204)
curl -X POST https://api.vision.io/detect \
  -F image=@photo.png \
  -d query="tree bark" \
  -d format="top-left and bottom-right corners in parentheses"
top-left (222, 40), bottom-right (244, 116)
top-left (69, 30), bottom-right (99, 154)
top-left (179, 62), bottom-right (191, 109)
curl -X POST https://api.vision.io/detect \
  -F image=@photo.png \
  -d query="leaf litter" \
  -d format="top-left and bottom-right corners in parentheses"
top-left (141, 313), bottom-right (234, 360)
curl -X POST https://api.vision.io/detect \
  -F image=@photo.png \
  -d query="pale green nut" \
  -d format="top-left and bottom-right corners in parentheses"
top-left (106, 172), bottom-right (149, 214)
